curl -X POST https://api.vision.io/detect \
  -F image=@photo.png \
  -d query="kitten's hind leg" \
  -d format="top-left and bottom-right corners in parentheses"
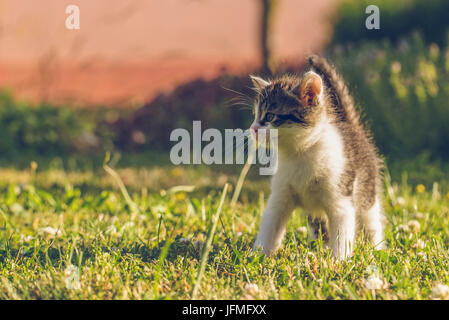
top-left (327, 198), bottom-right (356, 259)
top-left (360, 197), bottom-right (385, 250)
top-left (307, 215), bottom-right (329, 245)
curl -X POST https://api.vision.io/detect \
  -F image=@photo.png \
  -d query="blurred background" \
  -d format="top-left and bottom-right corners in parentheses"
top-left (1, 0), bottom-right (449, 186)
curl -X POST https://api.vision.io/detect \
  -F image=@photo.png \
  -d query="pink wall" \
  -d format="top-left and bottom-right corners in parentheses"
top-left (0, 0), bottom-right (337, 106)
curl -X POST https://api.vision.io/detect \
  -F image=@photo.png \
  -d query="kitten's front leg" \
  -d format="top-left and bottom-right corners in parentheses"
top-left (253, 187), bottom-right (295, 256)
top-left (327, 198), bottom-right (356, 259)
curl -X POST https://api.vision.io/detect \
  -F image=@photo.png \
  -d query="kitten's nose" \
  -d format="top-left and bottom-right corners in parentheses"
top-left (250, 121), bottom-right (262, 138)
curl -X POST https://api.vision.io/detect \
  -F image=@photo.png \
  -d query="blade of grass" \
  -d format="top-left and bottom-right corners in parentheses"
top-left (153, 214), bottom-right (181, 299)
top-left (230, 152), bottom-right (254, 207)
top-left (103, 152), bottom-right (139, 214)
top-left (192, 183), bottom-right (229, 299)
top-left (153, 236), bottom-right (174, 299)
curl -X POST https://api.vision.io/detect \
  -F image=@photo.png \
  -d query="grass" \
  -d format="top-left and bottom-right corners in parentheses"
top-left (0, 155), bottom-right (449, 300)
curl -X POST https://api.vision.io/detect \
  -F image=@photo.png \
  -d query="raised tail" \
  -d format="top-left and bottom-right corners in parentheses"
top-left (308, 55), bottom-right (359, 125)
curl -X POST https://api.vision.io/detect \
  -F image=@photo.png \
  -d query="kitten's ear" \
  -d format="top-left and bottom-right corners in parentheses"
top-left (298, 71), bottom-right (323, 107)
top-left (250, 75), bottom-right (270, 92)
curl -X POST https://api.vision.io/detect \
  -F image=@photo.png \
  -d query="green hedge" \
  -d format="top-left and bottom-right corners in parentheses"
top-left (328, 33), bottom-right (449, 161)
top-left (0, 90), bottom-right (82, 157)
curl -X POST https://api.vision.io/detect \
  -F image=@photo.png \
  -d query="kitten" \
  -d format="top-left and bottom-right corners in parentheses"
top-left (250, 55), bottom-right (384, 259)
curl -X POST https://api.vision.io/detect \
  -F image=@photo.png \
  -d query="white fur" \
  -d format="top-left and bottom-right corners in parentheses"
top-left (359, 197), bottom-right (384, 249)
top-left (253, 113), bottom-right (382, 259)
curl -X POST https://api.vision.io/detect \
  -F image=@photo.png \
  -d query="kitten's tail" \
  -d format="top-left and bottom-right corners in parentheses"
top-left (308, 55), bottom-right (359, 125)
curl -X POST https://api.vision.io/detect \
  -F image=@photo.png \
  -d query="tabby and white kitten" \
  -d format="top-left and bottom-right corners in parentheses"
top-left (250, 55), bottom-right (384, 259)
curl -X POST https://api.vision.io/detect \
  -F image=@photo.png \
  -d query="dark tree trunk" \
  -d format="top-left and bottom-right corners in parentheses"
top-left (260, 0), bottom-right (277, 75)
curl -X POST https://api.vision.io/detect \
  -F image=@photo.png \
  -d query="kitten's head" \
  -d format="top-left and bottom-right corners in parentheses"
top-left (249, 71), bottom-right (325, 138)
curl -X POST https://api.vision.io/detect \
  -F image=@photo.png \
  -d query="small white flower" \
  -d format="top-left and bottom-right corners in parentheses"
top-left (413, 212), bottom-right (424, 219)
top-left (398, 224), bottom-right (409, 233)
top-left (105, 225), bottom-right (118, 235)
top-left (121, 221), bottom-right (135, 230)
top-left (417, 251), bottom-right (427, 259)
top-left (297, 226), bottom-right (308, 236)
top-left (21, 235), bottom-right (34, 242)
top-left (407, 220), bottom-right (421, 234)
top-left (179, 237), bottom-right (191, 244)
top-left (391, 61), bottom-right (402, 73)
top-left (396, 197), bottom-right (406, 206)
top-left (365, 275), bottom-right (383, 290)
top-left (432, 284), bottom-right (449, 300)
top-left (41, 227), bottom-right (62, 236)
top-left (64, 265), bottom-right (81, 290)
top-left (131, 130), bottom-right (146, 144)
top-left (10, 203), bottom-right (24, 214)
top-left (14, 185), bottom-right (22, 195)
top-left (243, 283), bottom-right (259, 297)
top-left (366, 265), bottom-right (379, 276)
top-left (412, 239), bottom-right (426, 250)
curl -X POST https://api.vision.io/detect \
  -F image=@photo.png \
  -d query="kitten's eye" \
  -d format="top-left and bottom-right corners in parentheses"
top-left (264, 112), bottom-right (275, 122)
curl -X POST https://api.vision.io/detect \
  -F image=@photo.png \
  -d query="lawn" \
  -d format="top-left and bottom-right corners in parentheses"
top-left (1, 154), bottom-right (449, 300)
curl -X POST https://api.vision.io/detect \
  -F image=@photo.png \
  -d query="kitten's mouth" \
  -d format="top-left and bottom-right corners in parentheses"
top-left (250, 126), bottom-right (278, 150)
top-left (250, 126), bottom-right (268, 141)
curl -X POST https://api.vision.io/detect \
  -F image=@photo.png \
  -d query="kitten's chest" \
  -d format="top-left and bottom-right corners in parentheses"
top-left (289, 165), bottom-right (326, 210)
top-left (277, 149), bottom-right (339, 211)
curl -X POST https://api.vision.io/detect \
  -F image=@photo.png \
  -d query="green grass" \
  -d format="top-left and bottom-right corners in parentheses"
top-left (1, 156), bottom-right (449, 300)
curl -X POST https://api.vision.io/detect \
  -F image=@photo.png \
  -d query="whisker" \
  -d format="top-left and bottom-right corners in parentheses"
top-left (227, 97), bottom-right (253, 104)
top-left (228, 103), bottom-right (252, 110)
top-left (221, 86), bottom-right (251, 98)
top-left (222, 99), bottom-right (254, 111)
top-left (225, 97), bottom-right (253, 106)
